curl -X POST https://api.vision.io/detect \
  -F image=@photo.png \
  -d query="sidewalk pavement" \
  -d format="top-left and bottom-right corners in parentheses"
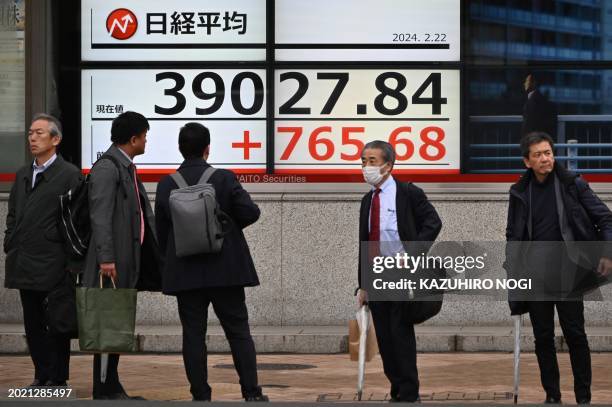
top-left (1, 353), bottom-right (612, 403)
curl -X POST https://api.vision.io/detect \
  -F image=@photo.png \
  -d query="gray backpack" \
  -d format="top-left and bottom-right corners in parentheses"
top-left (169, 168), bottom-right (230, 257)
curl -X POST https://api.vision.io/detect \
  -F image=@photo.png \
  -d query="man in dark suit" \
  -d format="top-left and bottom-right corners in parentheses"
top-left (522, 74), bottom-right (558, 139)
top-left (4, 113), bottom-right (81, 387)
top-left (356, 140), bottom-right (442, 403)
top-left (82, 111), bottom-right (162, 399)
top-left (505, 132), bottom-right (612, 404)
top-left (155, 122), bottom-right (268, 402)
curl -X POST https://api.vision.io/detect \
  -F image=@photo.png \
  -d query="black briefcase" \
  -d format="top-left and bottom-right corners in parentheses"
top-left (406, 300), bottom-right (443, 324)
top-left (406, 265), bottom-right (445, 324)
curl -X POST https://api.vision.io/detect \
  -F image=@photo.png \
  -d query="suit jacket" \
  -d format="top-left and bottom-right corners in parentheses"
top-left (4, 155), bottom-right (81, 291)
top-left (522, 89), bottom-right (558, 138)
top-left (155, 158), bottom-right (261, 295)
top-left (357, 177), bottom-right (442, 288)
top-left (506, 163), bottom-right (612, 244)
top-left (82, 145), bottom-right (161, 291)
top-left (505, 163), bottom-right (612, 311)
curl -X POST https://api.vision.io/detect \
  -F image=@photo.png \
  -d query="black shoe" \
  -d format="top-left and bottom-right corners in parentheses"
top-left (93, 391), bottom-right (146, 400)
top-left (545, 396), bottom-right (562, 404)
top-left (245, 394), bottom-right (269, 402)
top-left (577, 399), bottom-right (590, 405)
top-left (390, 395), bottom-right (419, 403)
top-left (192, 397), bottom-right (211, 402)
top-left (192, 391), bottom-right (211, 402)
top-left (389, 387), bottom-right (399, 401)
top-left (27, 379), bottom-right (46, 387)
top-left (44, 380), bottom-right (67, 386)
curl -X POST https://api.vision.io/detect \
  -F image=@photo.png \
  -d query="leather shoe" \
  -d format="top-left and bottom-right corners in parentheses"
top-left (93, 391), bottom-right (146, 400)
top-left (44, 380), bottom-right (67, 386)
top-left (390, 395), bottom-right (420, 403)
top-left (577, 399), bottom-right (590, 405)
top-left (544, 396), bottom-right (561, 404)
top-left (245, 394), bottom-right (269, 402)
top-left (27, 379), bottom-right (46, 387)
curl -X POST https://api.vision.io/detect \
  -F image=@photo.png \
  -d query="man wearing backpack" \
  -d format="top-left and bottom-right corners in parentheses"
top-left (4, 114), bottom-right (81, 387)
top-left (154, 122), bottom-right (267, 402)
top-left (81, 111), bottom-right (161, 400)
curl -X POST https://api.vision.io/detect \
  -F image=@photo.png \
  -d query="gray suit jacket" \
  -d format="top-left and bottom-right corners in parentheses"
top-left (82, 145), bottom-right (161, 290)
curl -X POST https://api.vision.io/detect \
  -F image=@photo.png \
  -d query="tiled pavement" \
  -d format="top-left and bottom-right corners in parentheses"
top-left (1, 353), bottom-right (612, 403)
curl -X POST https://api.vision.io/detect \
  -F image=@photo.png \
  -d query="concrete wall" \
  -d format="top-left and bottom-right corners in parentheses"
top-left (2, 186), bottom-right (612, 327)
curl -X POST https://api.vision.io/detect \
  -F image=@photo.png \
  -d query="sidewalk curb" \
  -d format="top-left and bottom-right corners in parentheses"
top-left (2, 325), bottom-right (612, 354)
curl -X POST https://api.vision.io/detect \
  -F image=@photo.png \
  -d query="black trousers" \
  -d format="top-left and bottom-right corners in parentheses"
top-left (19, 289), bottom-right (70, 383)
top-left (369, 301), bottom-right (419, 402)
top-left (528, 301), bottom-right (591, 403)
top-left (92, 353), bottom-right (124, 396)
top-left (92, 242), bottom-right (153, 398)
top-left (176, 287), bottom-right (261, 400)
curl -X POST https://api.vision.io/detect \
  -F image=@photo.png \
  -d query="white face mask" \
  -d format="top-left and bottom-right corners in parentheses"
top-left (362, 164), bottom-right (387, 186)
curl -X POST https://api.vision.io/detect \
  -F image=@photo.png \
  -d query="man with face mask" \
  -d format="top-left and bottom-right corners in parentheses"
top-left (355, 140), bottom-right (442, 403)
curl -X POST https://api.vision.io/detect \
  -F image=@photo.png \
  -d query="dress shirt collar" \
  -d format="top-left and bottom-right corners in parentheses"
top-left (32, 153), bottom-right (57, 172)
top-left (117, 146), bottom-right (133, 163)
top-left (371, 174), bottom-right (394, 193)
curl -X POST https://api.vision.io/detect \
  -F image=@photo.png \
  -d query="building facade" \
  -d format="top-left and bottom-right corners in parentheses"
top-left (1, 0), bottom-right (612, 340)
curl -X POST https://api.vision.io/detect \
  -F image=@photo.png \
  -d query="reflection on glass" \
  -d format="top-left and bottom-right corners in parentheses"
top-left (0, 0), bottom-right (25, 172)
top-left (468, 0), bottom-right (612, 62)
top-left (466, 69), bottom-right (612, 174)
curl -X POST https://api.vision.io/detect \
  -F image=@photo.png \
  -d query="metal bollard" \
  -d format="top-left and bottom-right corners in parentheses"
top-left (567, 139), bottom-right (578, 171)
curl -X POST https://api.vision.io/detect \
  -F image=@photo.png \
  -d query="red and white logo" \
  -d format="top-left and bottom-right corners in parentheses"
top-left (106, 8), bottom-right (138, 40)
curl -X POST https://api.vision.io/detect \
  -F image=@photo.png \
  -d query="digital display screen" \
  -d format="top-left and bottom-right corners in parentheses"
top-left (81, 0), bottom-right (267, 61)
top-left (275, 0), bottom-right (460, 61)
top-left (274, 69), bottom-right (460, 174)
top-left (80, 0), bottom-right (462, 181)
top-left (82, 69), bottom-right (267, 172)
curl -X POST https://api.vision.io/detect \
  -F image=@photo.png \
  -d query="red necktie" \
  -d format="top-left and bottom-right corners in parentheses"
top-left (369, 188), bottom-right (382, 259)
top-left (132, 164), bottom-right (145, 245)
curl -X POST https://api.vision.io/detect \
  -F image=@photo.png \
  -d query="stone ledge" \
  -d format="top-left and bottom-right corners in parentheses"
top-left (2, 325), bottom-right (612, 354)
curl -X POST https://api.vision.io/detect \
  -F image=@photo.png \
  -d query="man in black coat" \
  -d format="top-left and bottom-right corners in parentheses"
top-left (155, 122), bottom-right (267, 402)
top-left (522, 74), bottom-right (558, 139)
top-left (505, 132), bottom-right (612, 404)
top-left (82, 111), bottom-right (162, 399)
top-left (355, 141), bottom-right (442, 403)
top-left (4, 114), bottom-right (81, 387)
